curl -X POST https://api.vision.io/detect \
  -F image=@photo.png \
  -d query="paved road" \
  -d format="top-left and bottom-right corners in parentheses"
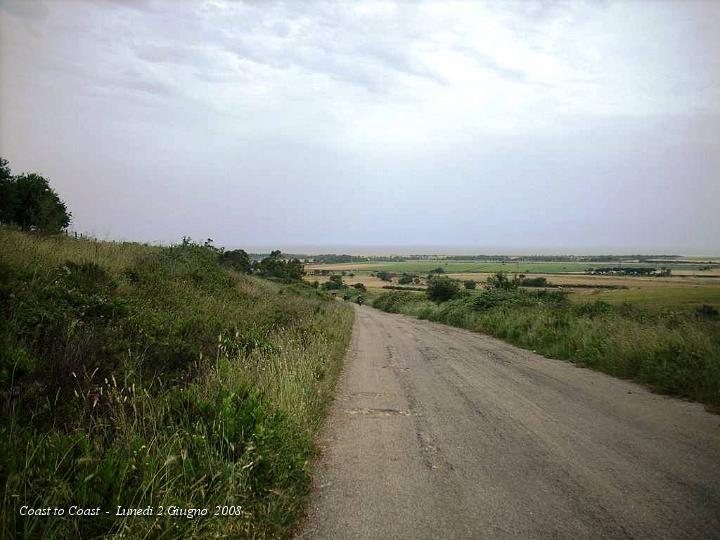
top-left (299, 305), bottom-right (720, 540)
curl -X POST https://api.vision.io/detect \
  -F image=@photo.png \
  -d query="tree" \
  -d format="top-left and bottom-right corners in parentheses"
top-left (0, 157), bottom-right (17, 225)
top-left (0, 160), bottom-right (71, 233)
top-left (486, 272), bottom-right (518, 290)
top-left (398, 274), bottom-right (413, 285)
top-left (426, 275), bottom-right (460, 303)
top-left (463, 280), bottom-right (477, 289)
top-left (377, 271), bottom-right (393, 282)
top-left (256, 251), bottom-right (304, 281)
top-left (322, 274), bottom-right (344, 290)
top-left (218, 249), bottom-right (251, 273)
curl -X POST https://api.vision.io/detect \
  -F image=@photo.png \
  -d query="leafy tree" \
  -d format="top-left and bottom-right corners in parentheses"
top-left (219, 249), bottom-right (252, 273)
top-left (321, 274), bottom-right (344, 290)
top-left (377, 271), bottom-right (393, 282)
top-left (463, 280), bottom-right (477, 289)
top-left (0, 157), bottom-right (18, 225)
top-left (0, 161), bottom-right (71, 232)
top-left (519, 276), bottom-right (547, 287)
top-left (426, 275), bottom-right (460, 303)
top-left (353, 283), bottom-right (367, 291)
top-left (429, 267), bottom-right (445, 274)
top-left (256, 251), bottom-right (304, 281)
top-left (486, 272), bottom-right (518, 290)
top-left (398, 274), bottom-right (413, 285)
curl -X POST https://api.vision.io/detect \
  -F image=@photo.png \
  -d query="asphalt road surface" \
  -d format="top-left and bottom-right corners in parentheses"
top-left (298, 305), bottom-right (720, 540)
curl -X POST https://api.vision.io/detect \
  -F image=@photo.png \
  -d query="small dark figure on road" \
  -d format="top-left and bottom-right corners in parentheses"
top-left (355, 296), bottom-right (364, 306)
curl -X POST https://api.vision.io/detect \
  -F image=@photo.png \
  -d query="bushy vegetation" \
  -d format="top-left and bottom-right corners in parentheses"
top-left (0, 228), bottom-right (353, 538)
top-left (321, 274), bottom-right (344, 290)
top-left (218, 247), bottom-right (252, 273)
top-left (519, 276), bottom-right (547, 287)
top-left (0, 158), bottom-right (71, 233)
top-left (426, 275), bottom-right (460, 303)
top-left (254, 250), bottom-right (305, 282)
top-left (373, 274), bottom-right (720, 407)
top-left (398, 273), bottom-right (414, 285)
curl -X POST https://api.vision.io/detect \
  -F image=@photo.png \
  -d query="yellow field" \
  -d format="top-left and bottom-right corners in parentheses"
top-left (305, 264), bottom-right (720, 311)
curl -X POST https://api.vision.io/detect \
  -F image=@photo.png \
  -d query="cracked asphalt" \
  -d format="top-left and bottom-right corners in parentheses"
top-left (298, 305), bottom-right (720, 539)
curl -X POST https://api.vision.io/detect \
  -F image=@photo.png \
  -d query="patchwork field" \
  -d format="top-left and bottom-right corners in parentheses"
top-left (306, 259), bottom-right (719, 275)
top-left (305, 258), bottom-right (720, 311)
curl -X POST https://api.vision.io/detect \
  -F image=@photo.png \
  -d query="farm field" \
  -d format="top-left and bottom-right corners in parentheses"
top-left (306, 259), bottom-right (720, 311)
top-left (305, 259), bottom-right (719, 275)
top-left (571, 285), bottom-right (720, 310)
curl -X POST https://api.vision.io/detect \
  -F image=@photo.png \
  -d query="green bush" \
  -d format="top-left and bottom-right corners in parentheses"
top-left (256, 250), bottom-right (304, 282)
top-left (398, 274), bottom-right (414, 285)
top-left (486, 271), bottom-right (518, 290)
top-left (321, 274), bottom-right (344, 290)
top-left (218, 248), bottom-right (252, 273)
top-left (426, 275), bottom-right (460, 303)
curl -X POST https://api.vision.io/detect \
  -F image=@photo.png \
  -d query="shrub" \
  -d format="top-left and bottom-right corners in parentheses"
top-left (463, 280), bottom-right (477, 289)
top-left (218, 248), bottom-right (251, 273)
top-left (426, 275), bottom-right (460, 303)
top-left (321, 275), bottom-right (344, 290)
top-left (398, 274), bottom-right (414, 285)
top-left (697, 304), bottom-right (719, 319)
top-left (486, 271), bottom-right (518, 290)
top-left (256, 251), bottom-right (304, 281)
top-left (376, 271), bottom-right (393, 282)
top-left (520, 276), bottom-right (547, 287)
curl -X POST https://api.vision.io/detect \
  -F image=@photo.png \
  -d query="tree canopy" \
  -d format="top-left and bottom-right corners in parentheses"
top-left (0, 158), bottom-right (71, 233)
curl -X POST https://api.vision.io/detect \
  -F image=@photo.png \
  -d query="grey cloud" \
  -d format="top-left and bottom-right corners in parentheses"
top-left (0, 0), bottom-right (49, 20)
top-left (0, 0), bottom-right (718, 253)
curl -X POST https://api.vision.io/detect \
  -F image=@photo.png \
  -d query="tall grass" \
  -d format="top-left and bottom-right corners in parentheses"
top-left (373, 289), bottom-right (720, 406)
top-left (0, 228), bottom-right (353, 538)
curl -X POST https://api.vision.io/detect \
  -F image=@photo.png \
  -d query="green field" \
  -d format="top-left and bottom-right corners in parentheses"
top-left (571, 286), bottom-right (720, 310)
top-left (319, 260), bottom-right (712, 274)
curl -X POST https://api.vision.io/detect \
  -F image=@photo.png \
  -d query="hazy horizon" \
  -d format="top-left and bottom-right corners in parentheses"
top-left (221, 244), bottom-right (720, 258)
top-left (1, 0), bottom-right (718, 253)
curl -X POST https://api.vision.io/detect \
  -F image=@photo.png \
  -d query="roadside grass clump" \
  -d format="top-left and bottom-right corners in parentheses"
top-left (0, 227), bottom-right (353, 539)
top-left (373, 284), bottom-right (720, 406)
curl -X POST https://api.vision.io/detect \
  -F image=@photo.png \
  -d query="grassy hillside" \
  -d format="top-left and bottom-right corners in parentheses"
top-left (0, 228), bottom-right (353, 539)
top-left (373, 287), bottom-right (720, 407)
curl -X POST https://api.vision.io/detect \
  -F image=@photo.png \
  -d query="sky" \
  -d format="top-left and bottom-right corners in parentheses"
top-left (0, 0), bottom-right (718, 255)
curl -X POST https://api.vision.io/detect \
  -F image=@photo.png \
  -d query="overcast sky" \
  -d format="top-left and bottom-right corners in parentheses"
top-left (1, 0), bottom-right (718, 254)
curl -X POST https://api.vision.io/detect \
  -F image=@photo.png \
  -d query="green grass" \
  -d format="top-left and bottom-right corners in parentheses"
top-left (0, 228), bottom-right (353, 539)
top-left (373, 288), bottom-right (720, 406)
top-left (326, 260), bottom-right (710, 274)
top-left (570, 286), bottom-right (720, 311)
